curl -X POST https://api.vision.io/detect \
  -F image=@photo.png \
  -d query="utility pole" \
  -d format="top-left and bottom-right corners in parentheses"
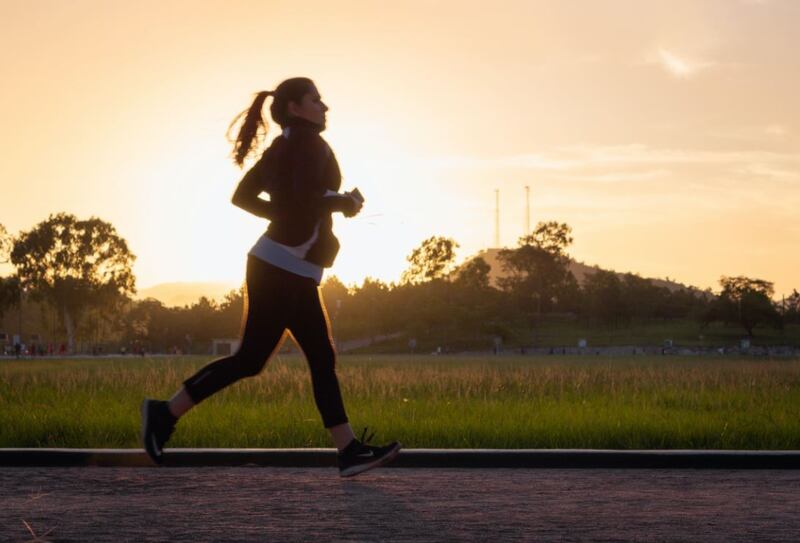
top-left (525, 185), bottom-right (530, 235)
top-left (494, 189), bottom-right (500, 247)
top-left (18, 288), bottom-right (23, 339)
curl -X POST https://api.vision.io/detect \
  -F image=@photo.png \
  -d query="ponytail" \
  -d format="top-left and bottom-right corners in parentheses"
top-left (228, 90), bottom-right (272, 167)
top-left (227, 78), bottom-right (315, 167)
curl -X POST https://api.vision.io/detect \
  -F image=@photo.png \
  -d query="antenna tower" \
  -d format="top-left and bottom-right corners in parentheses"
top-left (494, 189), bottom-right (500, 247)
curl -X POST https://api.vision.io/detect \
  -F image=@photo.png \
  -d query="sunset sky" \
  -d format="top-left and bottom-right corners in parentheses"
top-left (1, 0), bottom-right (798, 297)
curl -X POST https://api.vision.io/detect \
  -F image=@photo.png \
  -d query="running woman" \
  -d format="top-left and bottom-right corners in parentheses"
top-left (141, 77), bottom-right (401, 477)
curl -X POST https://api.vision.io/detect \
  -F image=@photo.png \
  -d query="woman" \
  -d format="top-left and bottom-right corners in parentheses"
top-left (141, 77), bottom-right (401, 477)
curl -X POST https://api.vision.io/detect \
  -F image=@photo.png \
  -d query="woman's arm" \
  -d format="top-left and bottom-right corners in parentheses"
top-left (290, 130), bottom-right (359, 216)
top-left (231, 153), bottom-right (280, 219)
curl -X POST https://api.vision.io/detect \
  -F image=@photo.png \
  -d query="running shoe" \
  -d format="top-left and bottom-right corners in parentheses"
top-left (140, 399), bottom-right (177, 465)
top-left (338, 427), bottom-right (402, 478)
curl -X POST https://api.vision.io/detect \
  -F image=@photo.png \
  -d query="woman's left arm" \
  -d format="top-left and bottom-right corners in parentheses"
top-left (290, 131), bottom-right (358, 216)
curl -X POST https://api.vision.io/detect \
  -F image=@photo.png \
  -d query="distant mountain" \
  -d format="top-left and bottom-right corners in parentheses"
top-left (474, 248), bottom-right (702, 294)
top-left (136, 281), bottom-right (241, 308)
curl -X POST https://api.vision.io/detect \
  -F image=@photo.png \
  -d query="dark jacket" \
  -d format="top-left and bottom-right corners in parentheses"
top-left (232, 117), bottom-right (354, 268)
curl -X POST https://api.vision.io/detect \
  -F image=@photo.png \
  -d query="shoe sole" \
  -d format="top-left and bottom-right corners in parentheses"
top-left (339, 443), bottom-right (402, 478)
top-left (140, 399), bottom-right (164, 465)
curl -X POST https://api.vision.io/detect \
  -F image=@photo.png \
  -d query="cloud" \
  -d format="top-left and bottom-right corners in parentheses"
top-left (428, 145), bottom-right (800, 169)
top-left (423, 145), bottom-right (800, 187)
top-left (709, 124), bottom-right (791, 141)
top-left (424, 154), bottom-right (573, 171)
top-left (548, 169), bottom-right (671, 184)
top-left (643, 48), bottom-right (717, 79)
top-left (765, 124), bottom-right (789, 137)
top-left (738, 163), bottom-right (800, 181)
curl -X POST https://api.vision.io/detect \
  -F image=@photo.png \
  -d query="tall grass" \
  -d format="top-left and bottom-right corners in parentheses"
top-left (2, 355), bottom-right (799, 449)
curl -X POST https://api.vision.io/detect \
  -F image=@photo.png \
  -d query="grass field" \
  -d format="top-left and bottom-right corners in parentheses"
top-left (2, 355), bottom-right (800, 449)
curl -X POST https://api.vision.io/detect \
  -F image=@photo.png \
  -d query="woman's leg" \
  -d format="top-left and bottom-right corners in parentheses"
top-left (328, 422), bottom-right (357, 451)
top-left (177, 257), bottom-right (289, 414)
top-left (167, 387), bottom-right (195, 418)
top-left (288, 280), bottom-right (354, 449)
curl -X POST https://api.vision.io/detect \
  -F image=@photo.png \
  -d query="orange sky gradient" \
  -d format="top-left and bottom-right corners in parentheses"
top-left (1, 0), bottom-right (798, 297)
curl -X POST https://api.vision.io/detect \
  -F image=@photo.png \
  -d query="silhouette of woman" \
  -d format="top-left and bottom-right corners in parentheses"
top-left (141, 77), bottom-right (401, 477)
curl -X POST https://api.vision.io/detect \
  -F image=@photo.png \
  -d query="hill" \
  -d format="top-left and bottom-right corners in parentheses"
top-left (135, 250), bottom-right (704, 308)
top-left (136, 281), bottom-right (241, 308)
top-left (474, 248), bottom-right (703, 294)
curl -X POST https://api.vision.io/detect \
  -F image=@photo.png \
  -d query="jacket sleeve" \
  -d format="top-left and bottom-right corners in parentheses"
top-left (290, 130), bottom-right (353, 216)
top-left (231, 148), bottom-right (293, 220)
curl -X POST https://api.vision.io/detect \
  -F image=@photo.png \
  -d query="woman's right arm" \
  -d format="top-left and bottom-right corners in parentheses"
top-left (231, 153), bottom-right (279, 219)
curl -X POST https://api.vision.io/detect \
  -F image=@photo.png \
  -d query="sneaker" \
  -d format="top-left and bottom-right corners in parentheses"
top-left (140, 399), bottom-right (177, 465)
top-left (338, 427), bottom-right (402, 478)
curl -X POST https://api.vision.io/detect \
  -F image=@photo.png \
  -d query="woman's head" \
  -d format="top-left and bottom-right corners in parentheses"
top-left (229, 77), bottom-right (328, 166)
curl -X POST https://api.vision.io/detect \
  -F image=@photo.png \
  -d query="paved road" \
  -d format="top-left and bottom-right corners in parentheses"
top-left (2, 467), bottom-right (799, 542)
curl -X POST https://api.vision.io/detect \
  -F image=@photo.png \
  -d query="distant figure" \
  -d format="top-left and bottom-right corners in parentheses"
top-left (493, 335), bottom-right (502, 355)
top-left (13, 342), bottom-right (21, 359)
top-left (141, 78), bottom-right (400, 477)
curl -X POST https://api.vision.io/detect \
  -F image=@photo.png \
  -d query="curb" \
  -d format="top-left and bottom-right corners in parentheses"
top-left (1, 449), bottom-right (800, 469)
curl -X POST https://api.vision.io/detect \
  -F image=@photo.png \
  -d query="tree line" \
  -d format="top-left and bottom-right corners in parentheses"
top-left (1, 215), bottom-right (798, 354)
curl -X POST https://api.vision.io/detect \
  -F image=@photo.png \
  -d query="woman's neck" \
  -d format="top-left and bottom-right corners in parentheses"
top-left (286, 116), bottom-right (323, 132)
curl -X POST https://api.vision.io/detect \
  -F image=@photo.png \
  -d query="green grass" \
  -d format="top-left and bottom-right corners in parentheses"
top-left (524, 320), bottom-right (800, 347)
top-left (2, 355), bottom-right (800, 449)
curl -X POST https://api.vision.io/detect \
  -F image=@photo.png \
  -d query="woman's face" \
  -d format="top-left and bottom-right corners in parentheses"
top-left (288, 85), bottom-right (328, 128)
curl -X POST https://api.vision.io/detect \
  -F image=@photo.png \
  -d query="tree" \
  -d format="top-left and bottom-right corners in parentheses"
top-left (11, 213), bottom-right (136, 352)
top-left (321, 275), bottom-right (349, 312)
top-left (449, 256), bottom-right (502, 338)
top-left (402, 236), bottom-right (459, 284)
top-left (497, 221), bottom-right (576, 318)
top-left (524, 221), bottom-right (574, 256)
top-left (216, 286), bottom-right (246, 337)
top-left (720, 276), bottom-right (774, 301)
top-left (581, 269), bottom-right (626, 325)
top-left (348, 277), bottom-right (393, 340)
top-left (183, 296), bottom-right (220, 352)
top-left (701, 276), bottom-right (782, 336)
top-left (0, 275), bottom-right (21, 323)
top-left (0, 223), bottom-right (11, 264)
top-left (320, 275), bottom-right (350, 337)
top-left (453, 256), bottom-right (491, 291)
top-left (785, 289), bottom-right (800, 324)
top-left (0, 223), bottom-right (19, 320)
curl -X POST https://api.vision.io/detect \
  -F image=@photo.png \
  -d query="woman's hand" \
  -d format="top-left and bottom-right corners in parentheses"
top-left (342, 194), bottom-right (363, 218)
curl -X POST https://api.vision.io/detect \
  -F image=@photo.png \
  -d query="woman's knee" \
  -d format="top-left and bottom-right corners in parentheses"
top-left (307, 346), bottom-right (337, 373)
top-left (230, 348), bottom-right (269, 378)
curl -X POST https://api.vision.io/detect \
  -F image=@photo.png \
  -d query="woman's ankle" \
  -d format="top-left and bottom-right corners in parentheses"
top-left (167, 387), bottom-right (194, 419)
top-left (329, 422), bottom-right (356, 452)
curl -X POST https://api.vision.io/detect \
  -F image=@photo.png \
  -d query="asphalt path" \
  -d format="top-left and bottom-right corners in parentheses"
top-left (2, 467), bottom-right (799, 542)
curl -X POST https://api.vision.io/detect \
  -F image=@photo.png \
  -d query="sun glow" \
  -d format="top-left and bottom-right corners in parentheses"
top-left (1, 1), bottom-right (799, 296)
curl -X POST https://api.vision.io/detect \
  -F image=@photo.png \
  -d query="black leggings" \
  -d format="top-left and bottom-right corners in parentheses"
top-left (182, 256), bottom-right (348, 428)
